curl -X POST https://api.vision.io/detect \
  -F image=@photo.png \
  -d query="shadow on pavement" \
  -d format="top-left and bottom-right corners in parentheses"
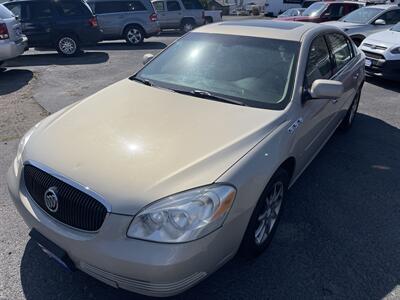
top-left (87, 41), bottom-right (167, 51)
top-left (0, 69), bottom-right (33, 96)
top-left (6, 52), bottom-right (109, 68)
top-left (366, 76), bottom-right (400, 93)
top-left (20, 113), bottom-right (400, 299)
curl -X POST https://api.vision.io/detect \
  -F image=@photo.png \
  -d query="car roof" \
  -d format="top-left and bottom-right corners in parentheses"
top-left (368, 4), bottom-right (399, 10)
top-left (194, 20), bottom-right (329, 42)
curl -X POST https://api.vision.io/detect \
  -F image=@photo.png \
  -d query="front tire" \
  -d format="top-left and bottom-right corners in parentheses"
top-left (181, 19), bottom-right (194, 33)
top-left (239, 169), bottom-right (289, 258)
top-left (56, 35), bottom-right (80, 56)
top-left (124, 25), bottom-right (144, 45)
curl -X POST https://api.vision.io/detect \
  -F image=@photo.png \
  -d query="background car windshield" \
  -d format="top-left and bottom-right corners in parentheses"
top-left (135, 33), bottom-right (299, 109)
top-left (341, 7), bottom-right (383, 24)
top-left (391, 22), bottom-right (400, 31)
top-left (302, 3), bottom-right (326, 17)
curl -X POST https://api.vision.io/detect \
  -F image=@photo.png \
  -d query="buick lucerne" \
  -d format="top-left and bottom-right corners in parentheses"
top-left (7, 20), bottom-right (365, 297)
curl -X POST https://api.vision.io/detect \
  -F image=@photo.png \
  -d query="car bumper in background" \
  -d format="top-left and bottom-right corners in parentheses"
top-left (145, 23), bottom-right (161, 38)
top-left (6, 163), bottom-right (242, 297)
top-left (0, 36), bottom-right (28, 62)
top-left (362, 50), bottom-right (400, 81)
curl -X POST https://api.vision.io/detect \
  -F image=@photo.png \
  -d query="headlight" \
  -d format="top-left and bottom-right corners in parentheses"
top-left (390, 47), bottom-right (400, 54)
top-left (13, 125), bottom-right (37, 175)
top-left (127, 184), bottom-right (236, 243)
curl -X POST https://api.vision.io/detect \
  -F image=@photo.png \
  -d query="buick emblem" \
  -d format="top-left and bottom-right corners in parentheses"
top-left (44, 187), bottom-right (59, 213)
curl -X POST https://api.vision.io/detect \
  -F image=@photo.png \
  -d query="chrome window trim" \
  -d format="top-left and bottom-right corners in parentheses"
top-left (23, 160), bottom-right (112, 213)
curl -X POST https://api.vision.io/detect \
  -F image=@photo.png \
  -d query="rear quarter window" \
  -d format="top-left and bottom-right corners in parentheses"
top-left (56, 1), bottom-right (92, 16)
top-left (94, 1), bottom-right (147, 14)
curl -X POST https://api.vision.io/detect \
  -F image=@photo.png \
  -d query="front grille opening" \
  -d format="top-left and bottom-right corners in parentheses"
top-left (24, 165), bottom-right (107, 231)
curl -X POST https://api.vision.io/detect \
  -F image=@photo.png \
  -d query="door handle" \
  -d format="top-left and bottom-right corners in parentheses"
top-left (353, 73), bottom-right (359, 80)
top-left (331, 99), bottom-right (338, 104)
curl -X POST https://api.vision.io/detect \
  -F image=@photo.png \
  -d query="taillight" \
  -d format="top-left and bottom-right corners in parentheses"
top-left (0, 23), bottom-right (9, 40)
top-left (89, 16), bottom-right (98, 28)
top-left (149, 13), bottom-right (157, 22)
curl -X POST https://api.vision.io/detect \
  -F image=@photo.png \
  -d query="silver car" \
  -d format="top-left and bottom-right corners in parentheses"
top-left (87, 0), bottom-right (160, 45)
top-left (327, 4), bottom-right (400, 46)
top-left (7, 20), bottom-right (364, 297)
top-left (0, 4), bottom-right (27, 66)
top-left (152, 0), bottom-right (204, 32)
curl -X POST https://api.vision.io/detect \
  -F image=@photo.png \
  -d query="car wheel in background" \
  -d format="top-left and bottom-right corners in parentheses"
top-left (239, 168), bottom-right (289, 258)
top-left (124, 25), bottom-right (144, 45)
top-left (56, 35), bottom-right (80, 56)
top-left (181, 19), bottom-right (194, 33)
top-left (340, 87), bottom-right (362, 131)
top-left (205, 16), bottom-right (213, 24)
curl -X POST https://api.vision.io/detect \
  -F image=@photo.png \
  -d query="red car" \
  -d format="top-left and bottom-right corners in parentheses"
top-left (278, 1), bottom-right (362, 23)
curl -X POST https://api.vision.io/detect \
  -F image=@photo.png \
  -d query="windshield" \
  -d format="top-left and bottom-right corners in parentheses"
top-left (134, 33), bottom-right (300, 110)
top-left (341, 7), bottom-right (383, 24)
top-left (391, 22), bottom-right (400, 31)
top-left (302, 2), bottom-right (327, 17)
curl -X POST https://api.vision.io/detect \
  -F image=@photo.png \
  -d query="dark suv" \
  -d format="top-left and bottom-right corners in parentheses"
top-left (4, 0), bottom-right (102, 56)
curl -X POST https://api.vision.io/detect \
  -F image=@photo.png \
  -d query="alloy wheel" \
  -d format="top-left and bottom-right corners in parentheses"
top-left (183, 23), bottom-right (193, 32)
top-left (58, 37), bottom-right (77, 55)
top-left (127, 28), bottom-right (142, 44)
top-left (254, 181), bottom-right (284, 245)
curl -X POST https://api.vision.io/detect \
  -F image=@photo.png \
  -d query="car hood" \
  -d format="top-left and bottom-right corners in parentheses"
top-left (23, 79), bottom-right (285, 215)
top-left (364, 29), bottom-right (400, 47)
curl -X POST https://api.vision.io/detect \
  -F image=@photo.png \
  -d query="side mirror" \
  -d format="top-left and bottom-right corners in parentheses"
top-left (374, 19), bottom-right (386, 25)
top-left (142, 53), bottom-right (154, 65)
top-left (310, 79), bottom-right (344, 99)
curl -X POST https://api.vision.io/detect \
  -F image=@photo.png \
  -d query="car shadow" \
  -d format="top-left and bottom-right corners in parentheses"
top-left (86, 41), bottom-right (167, 51)
top-left (0, 69), bottom-right (33, 96)
top-left (366, 76), bottom-right (400, 93)
top-left (5, 51), bottom-right (109, 68)
top-left (20, 113), bottom-right (400, 299)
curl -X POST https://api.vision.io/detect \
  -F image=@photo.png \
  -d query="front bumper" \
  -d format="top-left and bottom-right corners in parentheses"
top-left (0, 36), bottom-right (28, 62)
top-left (7, 163), bottom-right (241, 297)
top-left (362, 51), bottom-right (400, 81)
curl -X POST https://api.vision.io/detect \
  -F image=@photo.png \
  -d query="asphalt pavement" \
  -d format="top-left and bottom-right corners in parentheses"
top-left (0, 28), bottom-right (400, 300)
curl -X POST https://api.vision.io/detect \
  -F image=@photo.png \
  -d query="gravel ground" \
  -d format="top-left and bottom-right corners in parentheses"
top-left (0, 28), bottom-right (399, 300)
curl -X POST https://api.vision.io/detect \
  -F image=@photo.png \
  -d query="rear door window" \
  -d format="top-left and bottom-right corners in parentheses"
top-left (166, 1), bottom-right (181, 11)
top-left (325, 33), bottom-right (353, 73)
top-left (153, 1), bottom-right (165, 11)
top-left (26, 1), bottom-right (53, 20)
top-left (305, 35), bottom-right (333, 89)
top-left (324, 3), bottom-right (344, 19)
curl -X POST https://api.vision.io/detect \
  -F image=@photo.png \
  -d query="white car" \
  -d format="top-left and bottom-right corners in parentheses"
top-left (360, 22), bottom-right (400, 80)
top-left (0, 4), bottom-right (27, 67)
top-left (327, 4), bottom-right (400, 46)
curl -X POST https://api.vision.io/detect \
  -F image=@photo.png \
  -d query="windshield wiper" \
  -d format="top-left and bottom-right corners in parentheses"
top-left (131, 76), bottom-right (153, 86)
top-left (173, 89), bottom-right (247, 106)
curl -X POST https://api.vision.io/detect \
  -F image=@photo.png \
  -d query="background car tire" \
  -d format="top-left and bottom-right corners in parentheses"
top-left (239, 168), bottom-right (289, 258)
top-left (205, 16), bottom-right (213, 24)
top-left (181, 19), bottom-right (194, 33)
top-left (340, 87), bottom-right (361, 131)
top-left (124, 25), bottom-right (144, 45)
top-left (56, 35), bottom-right (81, 57)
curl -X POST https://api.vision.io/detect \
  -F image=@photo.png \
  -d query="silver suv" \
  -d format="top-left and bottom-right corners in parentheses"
top-left (152, 0), bottom-right (204, 32)
top-left (87, 0), bottom-right (160, 45)
top-left (0, 4), bottom-right (27, 66)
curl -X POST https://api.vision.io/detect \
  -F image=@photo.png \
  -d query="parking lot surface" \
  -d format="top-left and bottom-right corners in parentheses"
top-left (1, 28), bottom-right (400, 300)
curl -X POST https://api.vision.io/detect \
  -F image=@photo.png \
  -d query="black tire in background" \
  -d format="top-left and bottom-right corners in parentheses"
top-left (181, 19), bottom-right (195, 33)
top-left (124, 25), bottom-right (144, 45)
top-left (340, 86), bottom-right (362, 131)
top-left (239, 168), bottom-right (289, 258)
top-left (55, 35), bottom-right (81, 56)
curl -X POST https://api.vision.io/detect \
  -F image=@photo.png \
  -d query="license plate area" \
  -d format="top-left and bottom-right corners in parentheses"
top-left (29, 229), bottom-right (76, 272)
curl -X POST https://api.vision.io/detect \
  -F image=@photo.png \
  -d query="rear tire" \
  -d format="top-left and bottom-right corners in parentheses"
top-left (124, 25), bottom-right (144, 45)
top-left (239, 169), bottom-right (289, 258)
top-left (56, 35), bottom-right (80, 57)
top-left (181, 19), bottom-right (194, 33)
top-left (340, 87), bottom-right (361, 131)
